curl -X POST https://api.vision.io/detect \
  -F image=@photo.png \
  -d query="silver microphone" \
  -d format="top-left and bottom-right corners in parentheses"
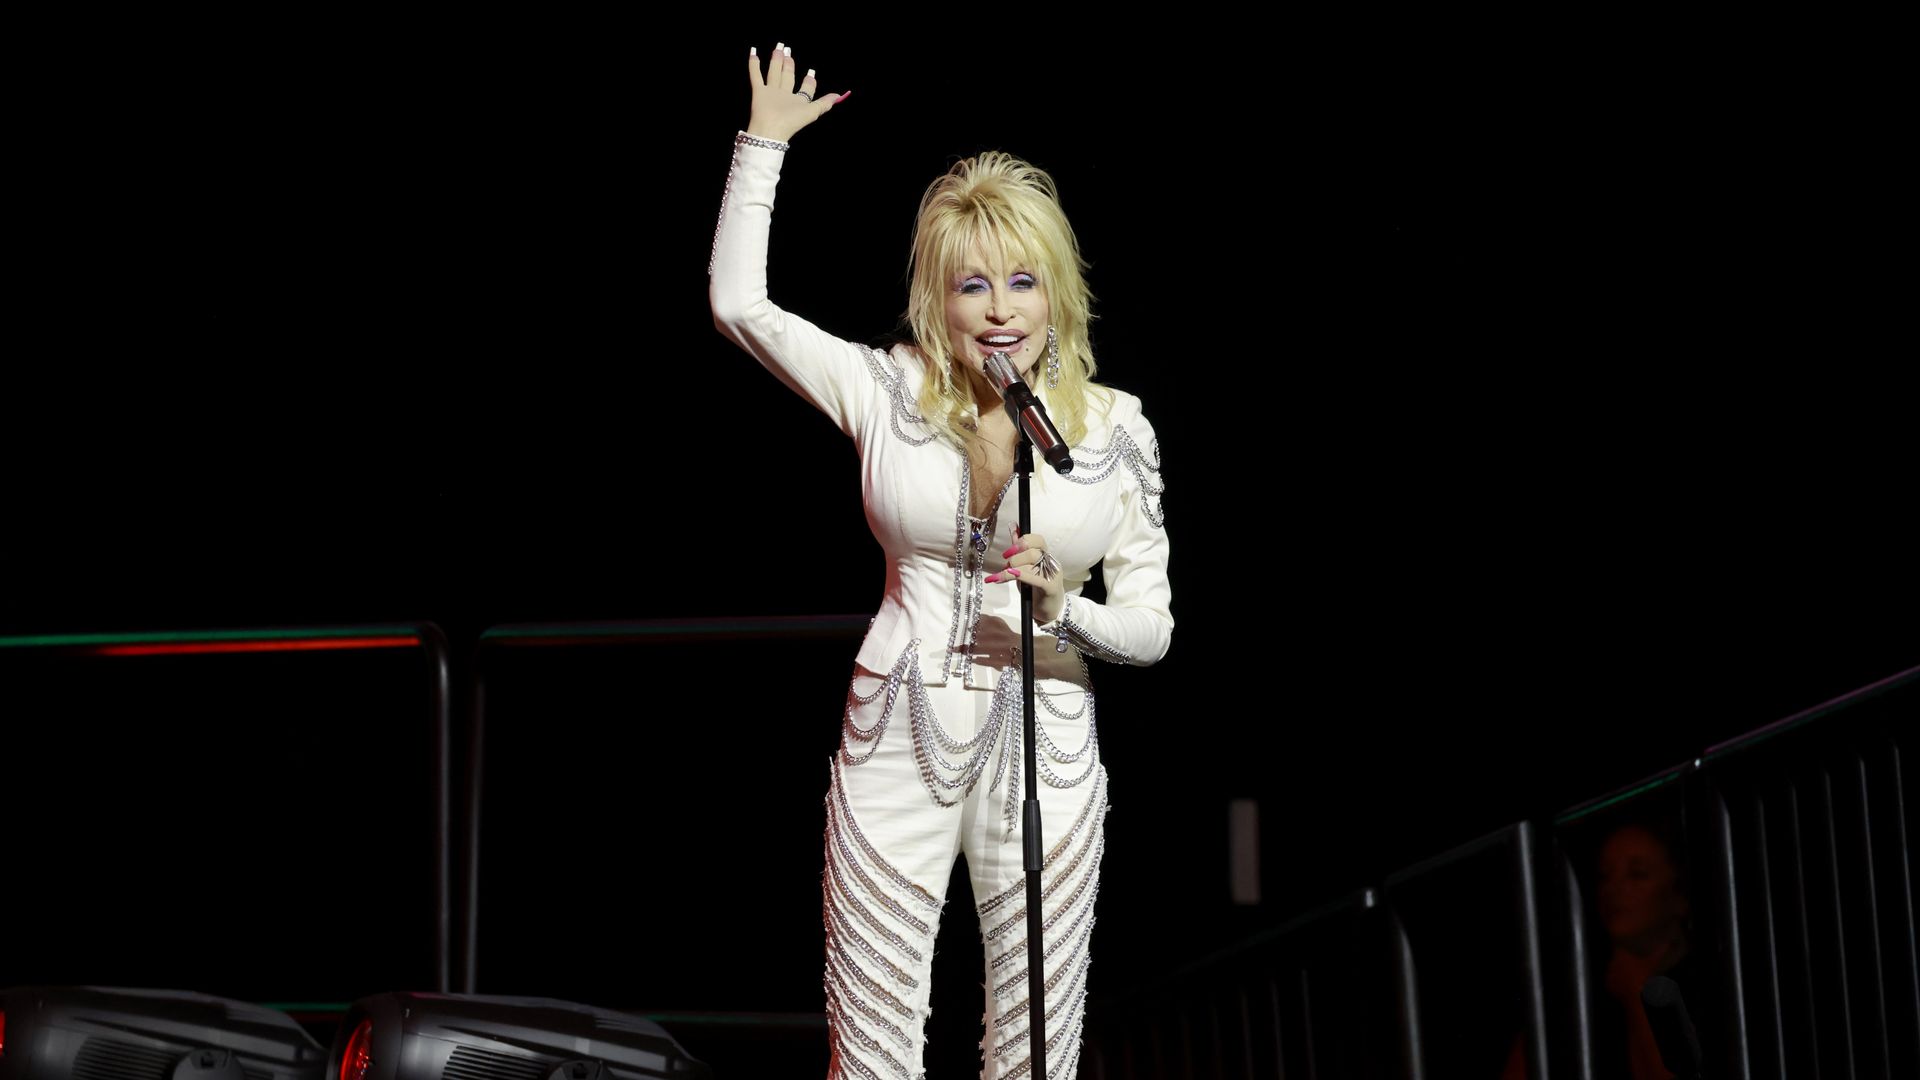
top-left (984, 352), bottom-right (1073, 475)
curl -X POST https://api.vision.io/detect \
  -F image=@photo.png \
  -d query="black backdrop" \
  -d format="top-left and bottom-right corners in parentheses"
top-left (7, 13), bottom-right (1914, 1022)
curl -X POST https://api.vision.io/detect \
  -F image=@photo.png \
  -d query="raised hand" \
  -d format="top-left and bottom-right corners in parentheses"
top-left (745, 41), bottom-right (849, 144)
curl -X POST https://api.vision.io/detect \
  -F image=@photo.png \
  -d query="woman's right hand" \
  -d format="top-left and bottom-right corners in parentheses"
top-left (745, 41), bottom-right (847, 144)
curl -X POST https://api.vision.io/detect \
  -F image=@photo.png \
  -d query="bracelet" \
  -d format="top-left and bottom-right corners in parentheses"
top-left (735, 130), bottom-right (791, 153)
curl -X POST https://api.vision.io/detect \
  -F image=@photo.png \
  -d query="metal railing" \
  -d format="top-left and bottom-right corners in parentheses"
top-left (1084, 662), bottom-right (1919, 1079)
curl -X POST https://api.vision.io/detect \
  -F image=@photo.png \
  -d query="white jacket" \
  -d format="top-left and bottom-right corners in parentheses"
top-left (709, 135), bottom-right (1172, 691)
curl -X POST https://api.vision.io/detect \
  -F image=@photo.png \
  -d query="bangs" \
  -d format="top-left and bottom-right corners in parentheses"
top-left (932, 206), bottom-right (1041, 286)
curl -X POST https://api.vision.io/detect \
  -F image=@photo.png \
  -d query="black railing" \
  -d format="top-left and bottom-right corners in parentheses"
top-left (5, 620), bottom-right (1911, 1077)
top-left (1085, 662), bottom-right (1920, 1079)
top-left (0, 623), bottom-right (453, 993)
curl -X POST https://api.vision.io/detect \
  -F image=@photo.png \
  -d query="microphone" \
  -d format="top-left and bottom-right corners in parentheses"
top-left (983, 352), bottom-right (1074, 475)
top-left (1640, 975), bottom-right (1703, 1080)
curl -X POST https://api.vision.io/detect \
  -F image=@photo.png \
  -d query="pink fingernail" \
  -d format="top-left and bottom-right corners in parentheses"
top-left (834, 91), bottom-right (852, 104)
top-left (1002, 546), bottom-right (1018, 558)
top-left (1008, 568), bottom-right (1022, 578)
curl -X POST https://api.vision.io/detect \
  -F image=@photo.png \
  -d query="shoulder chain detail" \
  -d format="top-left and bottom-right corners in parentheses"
top-left (860, 347), bottom-right (935, 447)
top-left (1059, 423), bottom-right (1165, 528)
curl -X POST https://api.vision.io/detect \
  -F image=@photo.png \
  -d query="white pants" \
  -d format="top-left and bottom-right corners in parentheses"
top-left (822, 654), bottom-right (1108, 1080)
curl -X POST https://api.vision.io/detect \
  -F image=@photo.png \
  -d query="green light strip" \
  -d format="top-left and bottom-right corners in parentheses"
top-left (1555, 768), bottom-right (1687, 826)
top-left (0, 627), bottom-right (419, 649)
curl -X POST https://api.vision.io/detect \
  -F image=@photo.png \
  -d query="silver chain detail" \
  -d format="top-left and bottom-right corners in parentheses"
top-left (841, 642), bottom-right (1100, 820)
top-left (1058, 425), bottom-right (1165, 528)
top-left (860, 347), bottom-right (935, 447)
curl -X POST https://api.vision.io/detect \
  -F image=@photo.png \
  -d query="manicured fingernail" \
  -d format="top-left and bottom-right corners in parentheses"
top-left (806, 68), bottom-right (815, 79)
top-left (1008, 568), bottom-right (1022, 578)
top-left (984, 573), bottom-right (1000, 584)
top-left (835, 91), bottom-right (852, 104)
top-left (782, 46), bottom-right (792, 57)
top-left (1003, 546), bottom-right (1018, 558)
top-left (750, 46), bottom-right (757, 56)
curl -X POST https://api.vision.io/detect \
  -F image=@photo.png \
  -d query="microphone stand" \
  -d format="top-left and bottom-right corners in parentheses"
top-left (984, 349), bottom-right (1070, 1080)
top-left (1011, 434), bottom-right (1048, 1080)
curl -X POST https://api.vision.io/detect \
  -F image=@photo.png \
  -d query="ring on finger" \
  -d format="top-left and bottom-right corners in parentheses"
top-left (1034, 552), bottom-right (1061, 581)
top-left (797, 90), bottom-right (814, 101)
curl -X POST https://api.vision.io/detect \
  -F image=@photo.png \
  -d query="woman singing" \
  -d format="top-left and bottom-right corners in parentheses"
top-left (709, 41), bottom-right (1173, 1078)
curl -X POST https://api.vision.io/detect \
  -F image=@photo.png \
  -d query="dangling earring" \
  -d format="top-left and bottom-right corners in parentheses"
top-left (1045, 324), bottom-right (1062, 389)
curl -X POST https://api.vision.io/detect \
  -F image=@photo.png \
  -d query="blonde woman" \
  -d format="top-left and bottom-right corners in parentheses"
top-left (710, 42), bottom-right (1172, 1079)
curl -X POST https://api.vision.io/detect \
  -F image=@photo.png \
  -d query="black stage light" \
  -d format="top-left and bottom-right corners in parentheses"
top-left (0, 987), bottom-right (326, 1080)
top-left (324, 994), bottom-right (707, 1080)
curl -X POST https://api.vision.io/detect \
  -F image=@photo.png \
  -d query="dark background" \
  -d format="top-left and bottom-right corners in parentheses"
top-left (6, 9), bottom-right (1913, 1058)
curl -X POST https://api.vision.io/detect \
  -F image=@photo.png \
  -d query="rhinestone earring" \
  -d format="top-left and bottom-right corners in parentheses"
top-left (1045, 325), bottom-right (1062, 389)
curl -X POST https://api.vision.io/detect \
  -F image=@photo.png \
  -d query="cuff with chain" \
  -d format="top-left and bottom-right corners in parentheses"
top-left (735, 130), bottom-right (791, 153)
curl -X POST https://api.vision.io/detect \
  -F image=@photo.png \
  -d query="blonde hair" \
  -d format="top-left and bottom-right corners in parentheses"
top-left (902, 151), bottom-right (1110, 450)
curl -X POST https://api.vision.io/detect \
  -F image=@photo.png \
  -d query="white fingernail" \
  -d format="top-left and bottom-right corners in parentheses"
top-left (750, 46), bottom-right (757, 55)
top-left (806, 68), bottom-right (816, 78)
top-left (782, 46), bottom-right (792, 57)
top-left (774, 42), bottom-right (783, 50)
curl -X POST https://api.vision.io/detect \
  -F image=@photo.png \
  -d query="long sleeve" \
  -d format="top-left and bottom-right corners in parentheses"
top-left (709, 133), bottom-right (883, 440)
top-left (1043, 400), bottom-right (1173, 666)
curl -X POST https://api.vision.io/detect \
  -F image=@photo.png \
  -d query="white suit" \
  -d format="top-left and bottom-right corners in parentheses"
top-left (710, 132), bottom-right (1173, 1079)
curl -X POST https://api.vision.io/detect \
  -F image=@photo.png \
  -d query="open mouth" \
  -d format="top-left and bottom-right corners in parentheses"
top-left (975, 334), bottom-right (1027, 355)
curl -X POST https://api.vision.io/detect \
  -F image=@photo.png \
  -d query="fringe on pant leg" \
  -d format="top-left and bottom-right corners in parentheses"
top-left (975, 765), bottom-right (1109, 1079)
top-left (824, 755), bottom-right (947, 1080)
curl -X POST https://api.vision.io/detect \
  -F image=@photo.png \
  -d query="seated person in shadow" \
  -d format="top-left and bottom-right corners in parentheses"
top-left (1596, 820), bottom-right (1697, 1080)
top-left (1500, 818), bottom-right (1701, 1080)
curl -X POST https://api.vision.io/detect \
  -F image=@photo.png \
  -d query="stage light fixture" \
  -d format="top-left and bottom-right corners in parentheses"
top-left (323, 994), bottom-right (707, 1080)
top-left (0, 987), bottom-right (325, 1080)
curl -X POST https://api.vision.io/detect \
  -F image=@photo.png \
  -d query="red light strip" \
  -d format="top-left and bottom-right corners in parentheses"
top-left (93, 636), bottom-right (419, 657)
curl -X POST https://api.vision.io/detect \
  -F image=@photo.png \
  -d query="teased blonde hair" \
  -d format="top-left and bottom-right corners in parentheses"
top-left (902, 151), bottom-right (1110, 450)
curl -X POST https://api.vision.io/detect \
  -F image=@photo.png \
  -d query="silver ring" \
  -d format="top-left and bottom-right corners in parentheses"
top-left (796, 91), bottom-right (814, 102)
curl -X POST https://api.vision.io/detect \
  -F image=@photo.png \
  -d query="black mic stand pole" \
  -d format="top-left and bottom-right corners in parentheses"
top-left (1011, 434), bottom-right (1047, 1080)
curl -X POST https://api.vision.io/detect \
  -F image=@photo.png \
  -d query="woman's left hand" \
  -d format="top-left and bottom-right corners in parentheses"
top-left (986, 526), bottom-right (1066, 626)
